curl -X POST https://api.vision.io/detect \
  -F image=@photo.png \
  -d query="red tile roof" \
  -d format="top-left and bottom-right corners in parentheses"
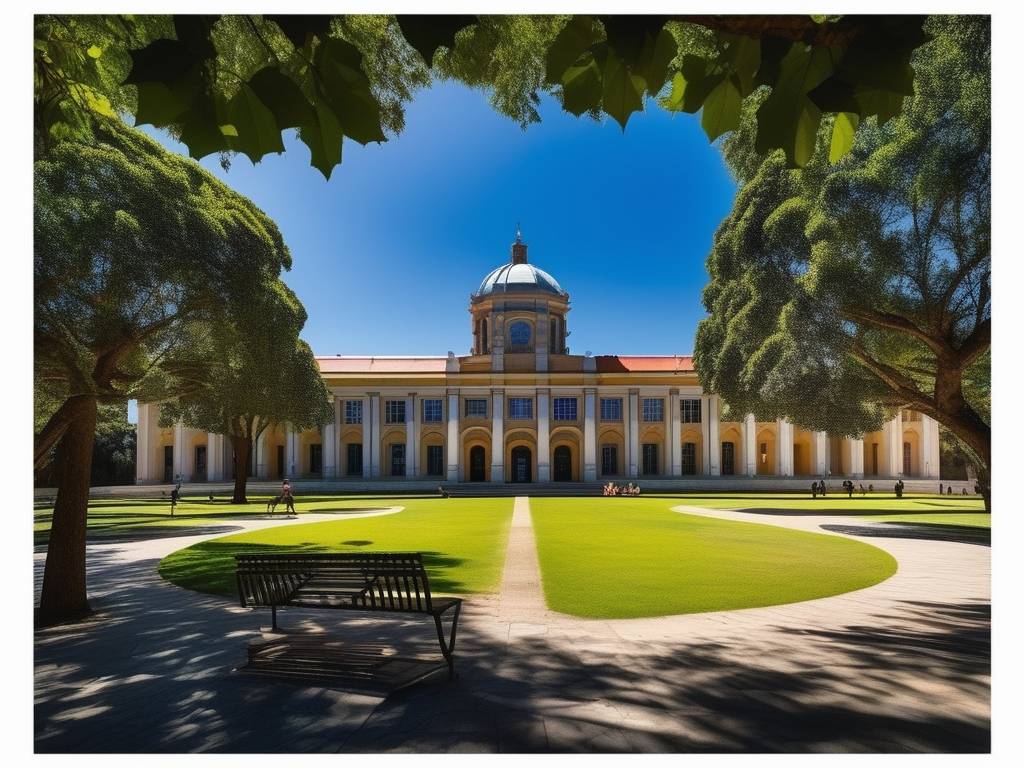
top-left (595, 355), bottom-right (695, 373)
top-left (317, 356), bottom-right (448, 374)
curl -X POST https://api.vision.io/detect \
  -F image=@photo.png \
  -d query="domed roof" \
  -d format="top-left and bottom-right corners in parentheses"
top-left (476, 262), bottom-right (565, 297)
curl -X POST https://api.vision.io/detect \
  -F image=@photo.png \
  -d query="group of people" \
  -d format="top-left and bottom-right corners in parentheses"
top-left (813, 479), bottom-right (874, 498)
top-left (603, 482), bottom-right (641, 496)
top-left (938, 483), bottom-right (973, 496)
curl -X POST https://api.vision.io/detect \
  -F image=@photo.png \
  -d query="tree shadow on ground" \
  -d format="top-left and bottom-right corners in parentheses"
top-left (819, 523), bottom-right (990, 547)
top-left (35, 545), bottom-right (990, 753)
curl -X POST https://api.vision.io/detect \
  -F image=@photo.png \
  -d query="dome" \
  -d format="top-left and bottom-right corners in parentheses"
top-left (476, 262), bottom-right (565, 297)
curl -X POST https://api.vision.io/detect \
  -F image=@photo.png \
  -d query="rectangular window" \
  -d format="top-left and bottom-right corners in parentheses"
top-left (346, 443), bottom-right (363, 475)
top-left (642, 443), bottom-right (660, 475)
top-left (385, 399), bottom-right (406, 424)
top-left (601, 444), bottom-right (618, 476)
top-left (508, 397), bottom-right (533, 420)
top-left (552, 397), bottom-right (577, 421)
top-left (344, 399), bottom-right (363, 424)
top-left (681, 398), bottom-right (702, 424)
top-left (600, 397), bottom-right (622, 421)
top-left (422, 398), bottom-right (443, 423)
top-left (682, 442), bottom-right (697, 475)
top-left (427, 445), bottom-right (444, 476)
top-left (464, 398), bottom-right (487, 418)
top-left (642, 398), bottom-right (664, 422)
top-left (390, 443), bottom-right (405, 476)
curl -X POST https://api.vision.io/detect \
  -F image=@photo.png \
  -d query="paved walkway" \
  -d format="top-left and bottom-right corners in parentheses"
top-left (35, 500), bottom-right (990, 753)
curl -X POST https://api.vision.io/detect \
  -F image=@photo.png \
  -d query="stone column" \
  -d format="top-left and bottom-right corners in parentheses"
top-left (922, 414), bottom-right (940, 479)
top-left (136, 403), bottom-right (150, 484)
top-left (320, 397), bottom-right (338, 478)
top-left (490, 389), bottom-right (504, 483)
top-left (708, 395), bottom-right (721, 476)
top-left (446, 389), bottom-right (459, 482)
top-left (743, 413), bottom-right (757, 476)
top-left (173, 421), bottom-right (185, 482)
top-left (537, 388), bottom-right (551, 482)
top-left (776, 418), bottom-right (794, 476)
top-left (668, 389), bottom-right (682, 477)
top-left (361, 395), bottom-right (372, 479)
top-left (700, 394), bottom-right (711, 475)
top-left (368, 393), bottom-right (381, 478)
top-left (812, 431), bottom-right (828, 476)
top-left (884, 410), bottom-right (903, 477)
top-left (848, 437), bottom-right (864, 478)
top-left (583, 388), bottom-right (597, 481)
top-left (285, 424), bottom-right (297, 478)
top-left (628, 389), bottom-right (640, 477)
top-left (206, 433), bottom-right (222, 482)
top-left (405, 394), bottom-right (417, 478)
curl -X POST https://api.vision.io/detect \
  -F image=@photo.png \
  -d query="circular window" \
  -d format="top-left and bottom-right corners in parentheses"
top-left (509, 321), bottom-right (532, 348)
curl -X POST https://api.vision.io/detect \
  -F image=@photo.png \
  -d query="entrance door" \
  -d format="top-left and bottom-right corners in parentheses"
top-left (553, 445), bottom-right (572, 481)
top-left (194, 445), bottom-right (207, 482)
top-left (276, 445), bottom-right (285, 479)
top-left (390, 444), bottom-right (405, 477)
top-left (163, 445), bottom-right (173, 482)
top-left (469, 445), bottom-right (486, 481)
top-left (903, 441), bottom-right (912, 476)
top-left (871, 443), bottom-right (879, 475)
top-left (721, 442), bottom-right (735, 475)
top-left (511, 446), bottom-right (531, 483)
top-left (601, 444), bottom-right (618, 476)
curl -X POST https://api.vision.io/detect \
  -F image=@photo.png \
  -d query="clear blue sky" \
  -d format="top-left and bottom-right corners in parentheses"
top-left (145, 81), bottom-right (737, 357)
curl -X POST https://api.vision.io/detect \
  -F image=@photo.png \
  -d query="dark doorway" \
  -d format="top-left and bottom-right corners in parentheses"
top-left (194, 445), bottom-right (207, 482)
top-left (390, 444), bottom-right (405, 477)
top-left (469, 445), bottom-right (486, 481)
top-left (553, 445), bottom-right (572, 481)
top-left (601, 444), bottom-right (618, 476)
top-left (682, 442), bottom-right (697, 475)
top-left (346, 443), bottom-right (363, 476)
top-left (721, 442), bottom-right (735, 475)
top-left (163, 445), bottom-right (173, 482)
top-left (871, 443), bottom-right (879, 475)
top-left (641, 443), bottom-right (659, 476)
top-left (309, 443), bottom-right (323, 476)
top-left (903, 441), bottom-right (912, 476)
top-left (511, 446), bottom-right (531, 483)
top-left (276, 445), bottom-right (285, 479)
top-left (427, 445), bottom-right (444, 476)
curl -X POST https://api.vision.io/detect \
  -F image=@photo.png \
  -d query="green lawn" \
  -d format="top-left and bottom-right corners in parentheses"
top-left (662, 492), bottom-right (986, 513)
top-left (33, 493), bottom-right (436, 545)
top-left (158, 497), bottom-right (513, 596)
top-left (856, 512), bottom-right (991, 528)
top-left (529, 497), bottom-right (898, 619)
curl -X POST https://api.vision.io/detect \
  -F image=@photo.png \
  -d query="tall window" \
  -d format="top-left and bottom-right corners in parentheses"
top-left (346, 443), bottom-right (363, 475)
top-left (344, 399), bottom-right (363, 424)
top-left (642, 398), bottom-right (664, 422)
top-left (508, 397), bottom-right (533, 420)
top-left (601, 444), bottom-right (618, 475)
top-left (464, 398), bottom-right (488, 418)
top-left (903, 441), bottom-right (912, 476)
top-left (600, 397), bottom-right (622, 421)
top-left (390, 444), bottom-right (405, 476)
top-left (642, 443), bottom-right (660, 475)
top-left (552, 397), bottom-right (577, 421)
top-left (722, 442), bottom-right (735, 475)
top-left (422, 398), bottom-right (443, 423)
top-left (385, 400), bottom-right (406, 424)
top-left (427, 445), bottom-right (444, 476)
top-left (682, 442), bottom-right (696, 474)
top-left (681, 399), bottom-right (701, 423)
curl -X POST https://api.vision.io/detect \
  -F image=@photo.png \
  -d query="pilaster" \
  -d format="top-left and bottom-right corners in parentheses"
top-left (446, 389), bottom-right (460, 482)
top-left (583, 388), bottom-right (597, 481)
top-left (491, 389), bottom-right (505, 483)
top-left (537, 388), bottom-right (551, 482)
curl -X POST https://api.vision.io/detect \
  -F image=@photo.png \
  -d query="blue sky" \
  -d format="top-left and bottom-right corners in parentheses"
top-left (145, 80), bottom-right (737, 357)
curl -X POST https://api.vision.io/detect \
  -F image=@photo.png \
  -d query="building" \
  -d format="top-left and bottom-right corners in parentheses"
top-left (134, 232), bottom-right (941, 486)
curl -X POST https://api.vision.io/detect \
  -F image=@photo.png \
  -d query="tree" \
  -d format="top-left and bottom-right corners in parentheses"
top-left (158, 289), bottom-right (333, 504)
top-left (694, 16), bottom-right (991, 507)
top-left (34, 121), bottom-right (293, 622)
top-left (34, 14), bottom-right (932, 178)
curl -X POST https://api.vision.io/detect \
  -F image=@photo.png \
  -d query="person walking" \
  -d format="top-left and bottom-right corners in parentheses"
top-left (939, 482), bottom-right (944, 495)
top-left (170, 485), bottom-right (180, 516)
top-left (811, 481), bottom-right (818, 499)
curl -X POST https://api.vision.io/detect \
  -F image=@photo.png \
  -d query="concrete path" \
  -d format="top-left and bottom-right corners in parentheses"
top-left (35, 499), bottom-right (990, 753)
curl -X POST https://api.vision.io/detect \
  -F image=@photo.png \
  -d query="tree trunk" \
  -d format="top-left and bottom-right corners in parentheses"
top-left (38, 394), bottom-right (97, 625)
top-left (230, 434), bottom-right (251, 504)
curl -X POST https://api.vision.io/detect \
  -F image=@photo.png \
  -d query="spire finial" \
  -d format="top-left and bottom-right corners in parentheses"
top-left (515, 222), bottom-right (522, 243)
top-left (511, 224), bottom-right (528, 264)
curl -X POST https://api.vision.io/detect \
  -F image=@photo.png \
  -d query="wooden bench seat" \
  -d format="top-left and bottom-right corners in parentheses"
top-left (236, 552), bottom-right (462, 679)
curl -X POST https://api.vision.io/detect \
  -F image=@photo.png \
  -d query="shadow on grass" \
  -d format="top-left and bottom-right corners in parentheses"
top-left (820, 523), bottom-right (991, 547)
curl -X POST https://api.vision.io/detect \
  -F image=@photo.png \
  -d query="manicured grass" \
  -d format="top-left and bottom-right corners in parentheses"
top-left (33, 493), bottom-right (436, 544)
top-left (529, 497), bottom-right (898, 619)
top-left (856, 512), bottom-right (991, 528)
top-left (158, 497), bottom-right (513, 597)
top-left (661, 493), bottom-right (986, 513)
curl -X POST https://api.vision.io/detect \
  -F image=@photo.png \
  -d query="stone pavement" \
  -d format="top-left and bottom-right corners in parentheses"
top-left (34, 499), bottom-right (990, 753)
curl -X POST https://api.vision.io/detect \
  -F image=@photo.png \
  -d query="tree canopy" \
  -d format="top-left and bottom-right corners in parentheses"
top-left (694, 15), bottom-right (990, 500)
top-left (35, 14), bottom-right (931, 178)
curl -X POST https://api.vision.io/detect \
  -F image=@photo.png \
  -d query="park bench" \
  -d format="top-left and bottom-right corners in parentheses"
top-left (235, 552), bottom-right (462, 679)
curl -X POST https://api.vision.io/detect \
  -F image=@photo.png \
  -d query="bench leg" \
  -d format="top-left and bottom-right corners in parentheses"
top-left (433, 603), bottom-right (462, 680)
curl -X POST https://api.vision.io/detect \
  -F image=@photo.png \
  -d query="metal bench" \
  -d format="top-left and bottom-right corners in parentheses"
top-left (236, 552), bottom-right (462, 679)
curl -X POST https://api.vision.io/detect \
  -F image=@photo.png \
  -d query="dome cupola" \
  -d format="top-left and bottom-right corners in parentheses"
top-left (474, 228), bottom-right (566, 298)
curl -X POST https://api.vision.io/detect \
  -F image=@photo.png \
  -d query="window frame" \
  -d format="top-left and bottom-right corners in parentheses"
top-left (464, 398), bottom-right (488, 418)
top-left (642, 397), bottom-right (664, 423)
top-left (421, 398), bottom-right (443, 423)
top-left (552, 396), bottom-right (578, 421)
top-left (384, 399), bottom-right (406, 424)
top-left (508, 397), bottom-right (534, 420)
top-left (681, 398), bottom-right (702, 424)
top-left (599, 397), bottom-right (623, 422)
top-left (344, 399), bottom-right (363, 425)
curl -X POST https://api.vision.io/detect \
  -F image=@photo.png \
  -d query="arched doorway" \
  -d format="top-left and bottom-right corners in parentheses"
top-left (511, 446), bottom-right (532, 483)
top-left (469, 445), bottom-right (486, 482)
top-left (553, 445), bottom-right (572, 481)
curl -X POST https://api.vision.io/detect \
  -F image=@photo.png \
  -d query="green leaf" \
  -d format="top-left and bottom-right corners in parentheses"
top-left (396, 14), bottom-right (476, 66)
top-left (638, 27), bottom-right (677, 96)
top-left (178, 94), bottom-right (229, 160)
top-left (316, 38), bottom-right (386, 145)
top-left (560, 53), bottom-right (602, 116)
top-left (227, 84), bottom-right (285, 163)
top-left (701, 77), bottom-right (742, 141)
top-left (87, 45), bottom-right (102, 59)
top-left (829, 111), bottom-right (859, 163)
top-left (725, 35), bottom-right (761, 95)
top-left (601, 50), bottom-right (644, 130)
top-left (854, 87), bottom-right (906, 125)
top-left (807, 76), bottom-right (862, 114)
top-left (134, 81), bottom-right (191, 126)
top-left (247, 68), bottom-right (314, 130)
top-left (665, 56), bottom-right (724, 114)
top-left (545, 15), bottom-right (602, 84)
top-left (265, 15), bottom-right (332, 49)
top-left (299, 101), bottom-right (343, 179)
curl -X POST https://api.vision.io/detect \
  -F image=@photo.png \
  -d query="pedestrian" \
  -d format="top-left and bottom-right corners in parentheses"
top-left (939, 483), bottom-right (943, 495)
top-left (820, 480), bottom-right (827, 497)
top-left (846, 480), bottom-right (854, 498)
top-left (811, 481), bottom-right (818, 499)
top-left (170, 485), bottom-right (180, 516)
top-left (947, 486), bottom-right (952, 495)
